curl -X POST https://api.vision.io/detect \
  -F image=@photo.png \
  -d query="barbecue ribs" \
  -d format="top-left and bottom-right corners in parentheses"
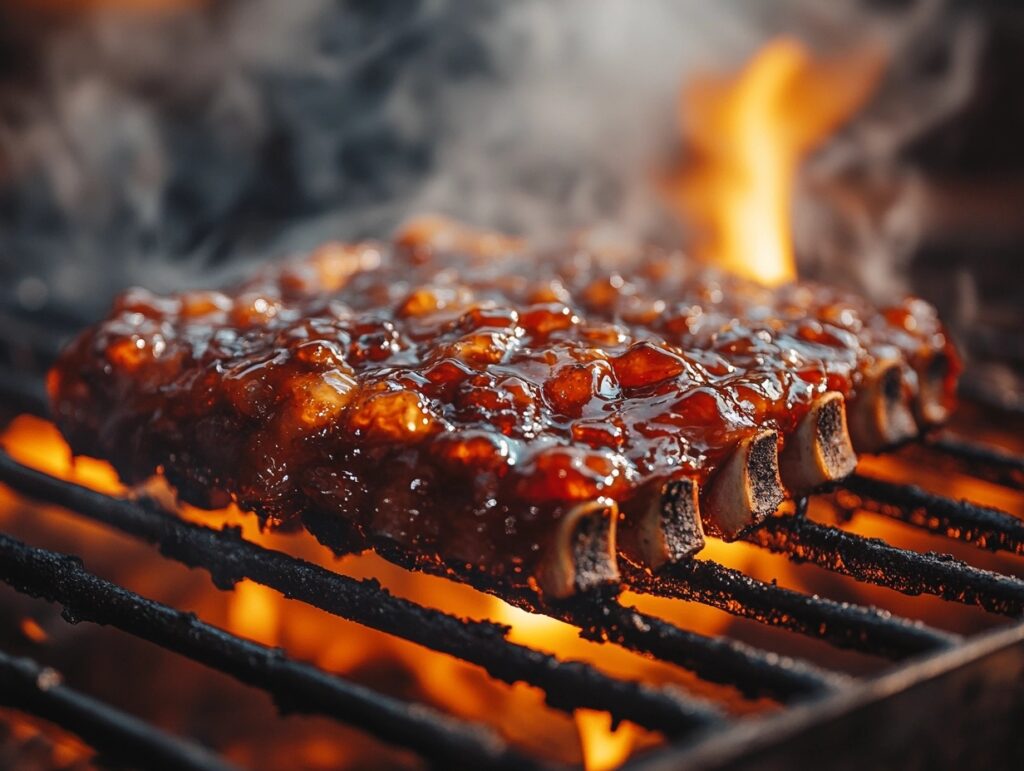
top-left (49, 218), bottom-right (959, 597)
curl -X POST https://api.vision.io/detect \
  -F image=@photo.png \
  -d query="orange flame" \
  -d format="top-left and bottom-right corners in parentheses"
top-left (0, 710), bottom-right (92, 767)
top-left (576, 710), bottom-right (640, 771)
top-left (667, 37), bottom-right (885, 285)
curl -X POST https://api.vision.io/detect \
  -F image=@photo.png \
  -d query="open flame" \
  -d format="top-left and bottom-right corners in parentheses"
top-left (667, 37), bottom-right (885, 285)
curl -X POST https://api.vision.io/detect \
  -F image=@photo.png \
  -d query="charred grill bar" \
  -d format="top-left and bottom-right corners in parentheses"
top-left (918, 437), bottom-right (1024, 493)
top-left (0, 650), bottom-right (238, 771)
top-left (746, 502), bottom-right (1024, 616)
top-left (485, 583), bottom-right (846, 701)
top-left (622, 560), bottom-right (959, 660)
top-left (838, 474), bottom-right (1024, 554)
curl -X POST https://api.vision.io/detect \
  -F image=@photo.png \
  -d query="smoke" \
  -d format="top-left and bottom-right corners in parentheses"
top-left (794, 0), bottom-right (985, 301)
top-left (0, 0), bottom-right (945, 317)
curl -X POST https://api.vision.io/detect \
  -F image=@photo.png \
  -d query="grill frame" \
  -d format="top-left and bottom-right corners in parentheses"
top-left (629, 621), bottom-right (1024, 771)
top-left (1, 328), bottom-right (1024, 769)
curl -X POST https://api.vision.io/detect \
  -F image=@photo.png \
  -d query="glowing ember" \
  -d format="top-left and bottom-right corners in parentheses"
top-left (228, 581), bottom-right (281, 647)
top-left (0, 710), bottom-right (92, 768)
top-left (18, 617), bottom-right (49, 644)
top-left (0, 415), bottom-right (124, 501)
top-left (667, 37), bottom-right (885, 285)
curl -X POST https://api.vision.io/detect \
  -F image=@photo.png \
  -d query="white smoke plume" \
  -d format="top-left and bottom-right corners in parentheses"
top-left (0, 0), bottom-right (955, 316)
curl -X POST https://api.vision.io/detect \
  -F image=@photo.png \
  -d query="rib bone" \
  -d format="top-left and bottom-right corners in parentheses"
top-left (915, 352), bottom-right (954, 426)
top-left (537, 498), bottom-right (620, 599)
top-left (848, 360), bottom-right (918, 453)
top-left (702, 430), bottom-right (785, 540)
top-left (619, 479), bottom-right (705, 570)
top-left (779, 392), bottom-right (858, 496)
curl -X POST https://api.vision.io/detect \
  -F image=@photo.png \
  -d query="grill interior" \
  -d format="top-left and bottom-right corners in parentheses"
top-left (1, 315), bottom-right (1024, 770)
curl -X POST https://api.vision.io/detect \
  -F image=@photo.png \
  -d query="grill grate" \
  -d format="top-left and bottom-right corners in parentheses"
top-left (621, 559), bottom-right (959, 659)
top-left (0, 649), bottom-right (238, 771)
top-left (0, 533), bottom-right (538, 771)
top-left (746, 503), bottom-right (1024, 616)
top-left (838, 474), bottom-right (1024, 554)
top-left (916, 436), bottom-right (1024, 492)
top-left (0, 451), bottom-right (718, 738)
top-left (1, 332), bottom-right (1024, 769)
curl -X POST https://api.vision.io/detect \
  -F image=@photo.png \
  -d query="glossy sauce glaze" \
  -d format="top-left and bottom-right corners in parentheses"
top-left (49, 220), bottom-right (959, 586)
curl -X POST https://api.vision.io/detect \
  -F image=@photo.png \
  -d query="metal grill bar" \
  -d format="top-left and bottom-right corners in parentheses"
top-left (621, 560), bottom-right (959, 660)
top-left (0, 649), bottom-right (238, 771)
top-left (620, 621), bottom-right (1024, 771)
top-left (556, 600), bottom-right (848, 701)
top-left (839, 474), bottom-right (1024, 555)
top-left (0, 450), bottom-right (721, 737)
top-left (920, 436), bottom-right (1024, 492)
top-left (745, 506), bottom-right (1024, 616)
top-left (358, 534), bottom-right (849, 703)
top-left (0, 533), bottom-right (540, 771)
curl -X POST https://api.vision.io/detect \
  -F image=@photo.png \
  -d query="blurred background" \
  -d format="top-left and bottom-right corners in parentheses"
top-left (0, 0), bottom-right (1022, 405)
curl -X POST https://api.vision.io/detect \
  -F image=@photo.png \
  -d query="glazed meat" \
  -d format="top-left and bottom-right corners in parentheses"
top-left (49, 218), bottom-right (959, 597)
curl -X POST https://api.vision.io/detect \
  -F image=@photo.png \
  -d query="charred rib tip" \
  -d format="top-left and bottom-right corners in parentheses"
top-left (848, 360), bottom-right (918, 454)
top-left (702, 429), bottom-right (785, 540)
top-left (915, 351), bottom-right (954, 426)
top-left (538, 498), bottom-right (620, 599)
top-left (779, 392), bottom-right (859, 497)
top-left (619, 478), bottom-right (705, 571)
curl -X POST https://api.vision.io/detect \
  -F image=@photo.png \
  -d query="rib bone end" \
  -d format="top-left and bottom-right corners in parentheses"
top-left (848, 361), bottom-right (918, 453)
top-left (538, 498), bottom-right (620, 599)
top-left (702, 430), bottom-right (784, 540)
top-left (779, 392), bottom-right (858, 496)
top-left (619, 478), bottom-right (705, 570)
top-left (915, 352), bottom-right (954, 426)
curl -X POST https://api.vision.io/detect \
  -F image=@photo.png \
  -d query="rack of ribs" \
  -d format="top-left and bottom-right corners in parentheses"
top-left (49, 217), bottom-right (959, 598)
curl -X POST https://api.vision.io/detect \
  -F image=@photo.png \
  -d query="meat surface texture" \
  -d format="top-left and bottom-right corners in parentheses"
top-left (49, 218), bottom-right (959, 597)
